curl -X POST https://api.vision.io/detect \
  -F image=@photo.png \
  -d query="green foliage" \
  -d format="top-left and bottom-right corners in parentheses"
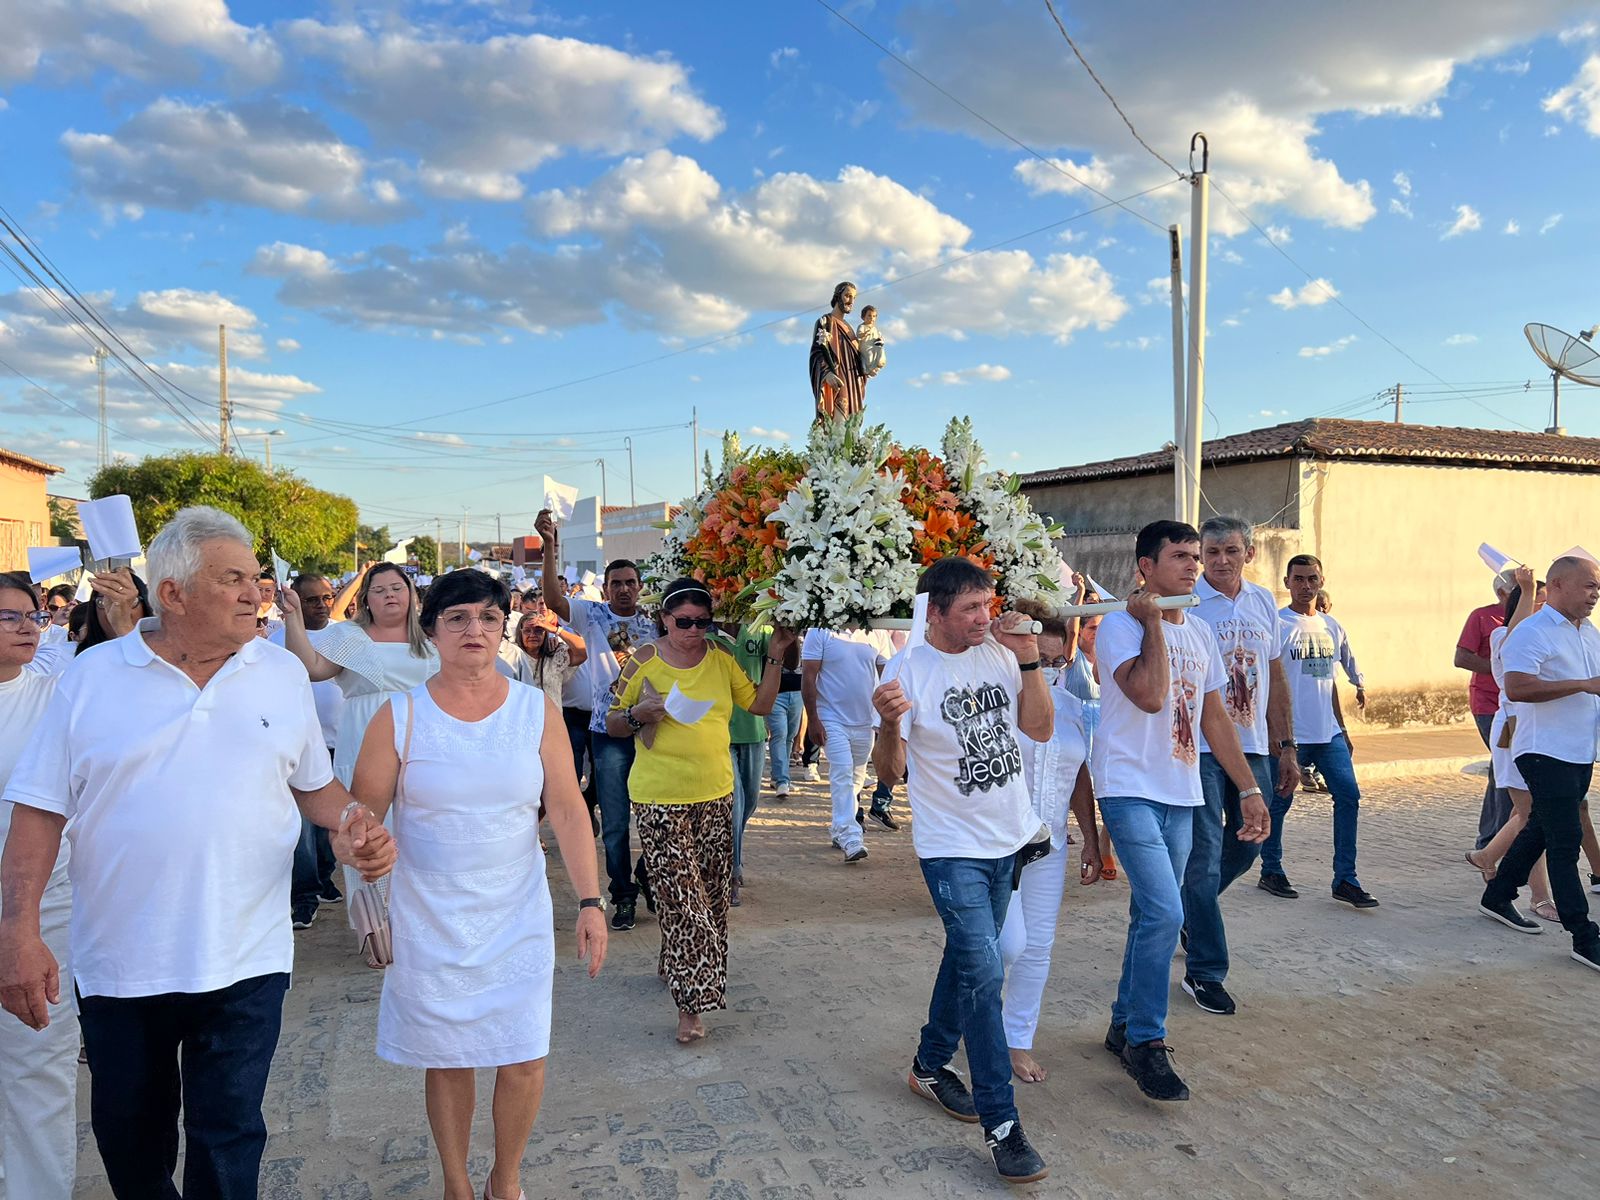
top-left (356, 523), bottom-right (393, 561)
top-left (88, 452), bottom-right (359, 572)
top-left (410, 535), bottom-right (439, 574)
top-left (46, 495), bottom-right (77, 541)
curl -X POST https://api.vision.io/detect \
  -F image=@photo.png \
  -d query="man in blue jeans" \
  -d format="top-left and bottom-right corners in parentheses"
top-left (872, 557), bottom-right (1054, 1184)
top-left (1261, 555), bottom-right (1380, 909)
top-left (1092, 521), bottom-right (1269, 1102)
top-left (1181, 517), bottom-right (1301, 1017)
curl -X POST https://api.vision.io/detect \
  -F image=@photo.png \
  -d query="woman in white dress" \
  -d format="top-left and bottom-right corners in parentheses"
top-left (351, 569), bottom-right (607, 1200)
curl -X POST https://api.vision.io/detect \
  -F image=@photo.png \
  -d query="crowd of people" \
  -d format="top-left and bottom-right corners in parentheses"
top-left (2, 501), bottom-right (1597, 1196)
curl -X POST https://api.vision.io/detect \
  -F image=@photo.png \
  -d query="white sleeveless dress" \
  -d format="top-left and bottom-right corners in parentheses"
top-left (377, 680), bottom-right (555, 1069)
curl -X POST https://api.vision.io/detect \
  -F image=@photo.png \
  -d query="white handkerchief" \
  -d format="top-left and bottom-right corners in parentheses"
top-left (664, 683), bottom-right (714, 726)
top-left (27, 545), bottom-right (83, 582)
top-left (906, 592), bottom-right (929, 650)
top-left (543, 475), bottom-right (579, 522)
top-left (271, 550), bottom-right (292, 585)
top-left (78, 495), bottom-right (141, 562)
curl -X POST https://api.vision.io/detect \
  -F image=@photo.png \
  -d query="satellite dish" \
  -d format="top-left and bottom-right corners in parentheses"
top-left (1524, 322), bottom-right (1600, 435)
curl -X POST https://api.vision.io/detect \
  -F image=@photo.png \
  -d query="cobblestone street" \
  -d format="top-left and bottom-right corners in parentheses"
top-left (71, 766), bottom-right (1600, 1199)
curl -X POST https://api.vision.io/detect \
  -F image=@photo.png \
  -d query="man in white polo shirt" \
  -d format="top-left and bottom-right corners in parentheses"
top-left (1094, 521), bottom-right (1268, 1104)
top-left (1181, 516), bottom-right (1300, 1017)
top-left (0, 506), bottom-right (394, 1200)
top-left (802, 626), bottom-right (895, 862)
top-left (1480, 555), bottom-right (1600, 970)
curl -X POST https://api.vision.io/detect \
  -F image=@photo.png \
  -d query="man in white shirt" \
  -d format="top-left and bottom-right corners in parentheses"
top-left (872, 557), bottom-right (1053, 1185)
top-left (538, 510), bottom-right (658, 931)
top-left (1481, 555), bottom-right (1600, 970)
top-left (1260, 555), bottom-right (1378, 908)
top-left (0, 506), bottom-right (394, 1200)
top-left (1093, 521), bottom-right (1268, 1103)
top-left (1181, 517), bottom-right (1300, 1016)
top-left (802, 627), bottom-right (895, 862)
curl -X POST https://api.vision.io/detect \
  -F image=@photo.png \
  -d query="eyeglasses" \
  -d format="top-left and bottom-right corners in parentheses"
top-left (439, 611), bottom-right (507, 634)
top-left (368, 585), bottom-right (410, 599)
top-left (302, 594), bottom-right (335, 605)
top-left (47, 602), bottom-right (71, 612)
top-left (670, 615), bottom-right (714, 630)
top-left (0, 609), bottom-right (50, 631)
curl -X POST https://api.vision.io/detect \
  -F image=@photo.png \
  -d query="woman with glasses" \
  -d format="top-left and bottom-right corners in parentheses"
top-left (0, 573), bottom-right (77, 1200)
top-left (25, 570), bottom-right (146, 675)
top-left (605, 578), bottom-right (793, 1044)
top-left (512, 596), bottom-right (587, 711)
top-left (350, 569), bottom-right (608, 1200)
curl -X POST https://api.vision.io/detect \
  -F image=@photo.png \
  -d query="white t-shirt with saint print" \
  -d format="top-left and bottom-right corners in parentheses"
top-left (1192, 576), bottom-right (1284, 756)
top-left (888, 637), bottom-right (1038, 860)
top-left (1091, 610), bottom-right (1225, 807)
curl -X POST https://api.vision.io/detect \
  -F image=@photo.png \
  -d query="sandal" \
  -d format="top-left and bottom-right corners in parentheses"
top-left (1531, 899), bottom-right (1561, 923)
top-left (1464, 849), bottom-right (1496, 882)
top-left (1100, 864), bottom-right (1118, 881)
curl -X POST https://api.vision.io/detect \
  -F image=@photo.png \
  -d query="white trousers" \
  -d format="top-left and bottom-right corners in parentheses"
top-left (823, 721), bottom-right (874, 848)
top-left (999, 839), bottom-right (1068, 1051)
top-left (0, 876), bottom-right (78, 1200)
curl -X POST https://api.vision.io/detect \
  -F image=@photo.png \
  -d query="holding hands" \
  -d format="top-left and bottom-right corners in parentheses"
top-left (333, 801), bottom-right (398, 881)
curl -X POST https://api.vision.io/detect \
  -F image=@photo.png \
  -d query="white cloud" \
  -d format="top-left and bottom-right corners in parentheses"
top-left (1269, 277), bottom-right (1339, 309)
top-left (1443, 333), bottom-right (1479, 345)
top-left (1540, 212), bottom-right (1564, 234)
top-left (1388, 198), bottom-right (1413, 218)
top-left (1107, 336), bottom-right (1157, 350)
top-left (769, 46), bottom-right (799, 69)
top-left (276, 338), bottom-right (300, 352)
top-left (1393, 170), bottom-right (1413, 197)
top-left (1493, 58), bottom-right (1532, 75)
top-left (1298, 334), bottom-right (1357, 358)
top-left (1544, 53), bottom-right (1600, 136)
top-left (905, 364), bottom-right (1013, 388)
top-left (1008, 451), bottom-right (1023, 461)
top-left (284, 21), bottom-right (723, 201)
top-left (746, 425), bottom-right (792, 441)
top-left (63, 98), bottom-right (408, 222)
top-left (412, 431), bottom-right (467, 446)
top-left (1013, 155), bottom-right (1117, 197)
top-left (1442, 203), bottom-right (1482, 239)
top-left (1504, 218), bottom-right (1521, 234)
top-left (1263, 224), bottom-right (1292, 244)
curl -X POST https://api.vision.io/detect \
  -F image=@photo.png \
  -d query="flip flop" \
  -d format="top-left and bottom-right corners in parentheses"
top-left (1531, 899), bottom-right (1561, 923)
top-left (1100, 864), bottom-right (1118, 881)
top-left (1464, 849), bottom-right (1496, 882)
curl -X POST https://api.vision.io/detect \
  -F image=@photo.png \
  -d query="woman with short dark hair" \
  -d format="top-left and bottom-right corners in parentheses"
top-left (353, 568), bottom-right (607, 1200)
top-left (605, 579), bottom-right (793, 1044)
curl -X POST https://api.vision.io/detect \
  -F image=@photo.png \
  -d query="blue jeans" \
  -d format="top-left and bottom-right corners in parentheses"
top-left (1098, 797), bottom-right (1193, 1045)
top-left (916, 855), bottom-right (1017, 1131)
top-left (563, 706), bottom-right (596, 804)
top-left (78, 972), bottom-right (289, 1200)
top-left (1182, 753), bottom-right (1276, 984)
top-left (765, 692), bottom-right (803, 791)
top-left (730, 741), bottom-right (764, 876)
top-left (290, 816), bottom-right (338, 919)
top-left (1260, 733), bottom-right (1362, 888)
top-left (593, 730), bottom-right (641, 904)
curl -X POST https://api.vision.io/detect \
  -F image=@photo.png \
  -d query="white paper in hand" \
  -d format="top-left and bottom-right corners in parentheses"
top-left (906, 592), bottom-right (929, 650)
top-left (270, 550), bottom-right (293, 586)
top-left (1478, 543), bottom-right (1519, 574)
top-left (74, 574), bottom-right (94, 602)
top-left (1087, 574), bottom-right (1117, 602)
top-left (663, 683), bottom-right (714, 726)
top-left (27, 545), bottom-right (83, 582)
top-left (78, 494), bottom-right (141, 562)
top-left (542, 475), bottom-right (579, 522)
top-left (1562, 545), bottom-right (1600, 566)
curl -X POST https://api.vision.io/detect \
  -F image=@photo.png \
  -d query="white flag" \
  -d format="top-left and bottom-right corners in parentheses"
top-left (1478, 543), bottom-right (1519, 574)
top-left (1562, 545), bottom-right (1600, 566)
top-left (542, 476), bottom-right (579, 522)
top-left (26, 545), bottom-right (83, 582)
top-left (77, 494), bottom-right (141, 562)
top-left (468, 548), bottom-right (482, 562)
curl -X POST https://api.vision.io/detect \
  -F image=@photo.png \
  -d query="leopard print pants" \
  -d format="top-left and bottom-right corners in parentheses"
top-left (634, 796), bottom-right (733, 1015)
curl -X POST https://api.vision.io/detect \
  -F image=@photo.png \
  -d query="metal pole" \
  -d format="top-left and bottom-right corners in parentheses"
top-left (94, 345), bottom-right (109, 470)
top-left (218, 324), bottom-right (230, 454)
top-left (1185, 136), bottom-right (1210, 527)
top-left (1168, 224), bottom-right (1186, 521)
top-left (264, 435), bottom-right (272, 470)
top-left (435, 517), bottom-right (442, 567)
top-left (691, 408), bottom-right (699, 493)
top-left (496, 512), bottom-right (502, 546)
top-left (595, 458), bottom-right (608, 510)
top-left (1551, 372), bottom-right (1562, 434)
top-left (624, 437), bottom-right (636, 507)
top-left (459, 510), bottom-right (467, 568)
top-left (1393, 383), bottom-right (1403, 424)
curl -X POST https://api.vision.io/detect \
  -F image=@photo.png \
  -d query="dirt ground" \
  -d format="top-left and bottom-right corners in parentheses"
top-left (70, 765), bottom-right (1600, 1199)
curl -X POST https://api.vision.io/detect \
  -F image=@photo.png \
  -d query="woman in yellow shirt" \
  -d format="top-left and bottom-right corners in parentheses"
top-left (607, 579), bottom-right (793, 1044)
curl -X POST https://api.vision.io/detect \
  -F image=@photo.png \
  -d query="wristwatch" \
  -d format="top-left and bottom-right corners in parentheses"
top-left (624, 706), bottom-right (644, 732)
top-left (579, 897), bottom-right (608, 913)
top-left (1278, 739), bottom-right (1297, 751)
top-left (1018, 659), bottom-right (1041, 672)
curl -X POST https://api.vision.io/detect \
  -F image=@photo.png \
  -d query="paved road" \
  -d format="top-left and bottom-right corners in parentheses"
top-left (72, 765), bottom-right (1596, 1198)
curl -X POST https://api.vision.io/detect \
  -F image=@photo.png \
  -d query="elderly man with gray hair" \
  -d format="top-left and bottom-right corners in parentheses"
top-left (0, 505), bottom-right (395, 1200)
top-left (1457, 571), bottom-right (1517, 849)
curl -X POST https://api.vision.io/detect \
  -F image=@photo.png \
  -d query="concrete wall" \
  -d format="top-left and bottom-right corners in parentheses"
top-left (0, 457), bottom-right (54, 570)
top-left (599, 502), bottom-right (672, 567)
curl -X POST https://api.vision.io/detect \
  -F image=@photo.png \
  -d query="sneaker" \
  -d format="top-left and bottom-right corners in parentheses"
top-left (1332, 881), bottom-right (1380, 909)
top-left (1178, 928), bottom-right (1188, 956)
top-left (1590, 873), bottom-right (1600, 895)
top-left (318, 887), bottom-right (343, 905)
top-left (907, 1058), bottom-right (979, 1123)
top-left (1301, 765), bottom-right (1327, 793)
top-left (799, 764), bottom-right (819, 782)
top-left (774, 785), bottom-right (790, 801)
top-left (985, 1120), bottom-right (1048, 1185)
top-left (855, 806), bottom-right (866, 830)
top-left (868, 799), bottom-right (901, 831)
top-left (1478, 899), bottom-right (1542, 933)
top-left (1182, 976), bottom-right (1236, 1015)
top-left (1572, 943), bottom-right (1600, 973)
top-left (1258, 872), bottom-right (1299, 899)
top-left (610, 900), bottom-right (637, 931)
top-left (291, 909), bottom-right (316, 931)
top-left (730, 882), bottom-right (742, 908)
top-left (843, 844), bottom-right (869, 864)
top-left (1120, 1039), bottom-right (1190, 1102)
top-left (1103, 1021), bottom-right (1127, 1057)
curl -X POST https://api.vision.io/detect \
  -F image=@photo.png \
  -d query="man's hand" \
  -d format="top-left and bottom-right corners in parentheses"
top-left (872, 678), bottom-right (911, 725)
top-left (332, 803), bottom-right (396, 881)
top-left (992, 613), bottom-right (1040, 663)
top-left (1237, 790), bottom-right (1271, 843)
top-left (535, 509), bottom-right (557, 545)
top-left (0, 924), bottom-right (60, 1031)
top-left (769, 625), bottom-right (798, 656)
top-left (1513, 564), bottom-right (1534, 592)
top-left (1079, 836), bottom-right (1104, 885)
top-left (1354, 687), bottom-right (1367, 714)
top-left (808, 718), bottom-right (827, 748)
top-left (1276, 751), bottom-right (1301, 796)
top-left (1125, 588), bottom-right (1161, 626)
top-left (576, 907), bottom-right (608, 979)
top-left (279, 583), bottom-right (303, 621)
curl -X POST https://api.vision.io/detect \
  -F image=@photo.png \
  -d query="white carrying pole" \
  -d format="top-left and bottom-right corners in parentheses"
top-left (1185, 135), bottom-right (1210, 528)
top-left (1168, 224), bottom-right (1187, 521)
top-left (866, 593), bottom-right (1201, 632)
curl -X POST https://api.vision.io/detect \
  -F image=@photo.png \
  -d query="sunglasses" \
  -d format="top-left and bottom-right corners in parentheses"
top-left (670, 615), bottom-right (714, 630)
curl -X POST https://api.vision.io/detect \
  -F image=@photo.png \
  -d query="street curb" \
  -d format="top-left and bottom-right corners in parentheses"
top-left (1354, 755), bottom-right (1485, 783)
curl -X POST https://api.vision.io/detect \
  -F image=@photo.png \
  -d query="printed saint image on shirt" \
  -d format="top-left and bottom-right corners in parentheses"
top-left (1224, 644), bottom-right (1259, 727)
top-left (939, 682), bottom-right (1024, 795)
top-left (1171, 678), bottom-right (1199, 765)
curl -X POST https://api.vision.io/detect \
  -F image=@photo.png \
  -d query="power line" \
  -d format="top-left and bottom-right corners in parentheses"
top-left (1040, 0), bottom-right (1184, 178)
top-left (0, 351), bottom-right (189, 454)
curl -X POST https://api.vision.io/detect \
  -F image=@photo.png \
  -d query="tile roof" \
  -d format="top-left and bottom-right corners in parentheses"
top-left (1018, 418), bottom-right (1600, 486)
top-left (0, 446), bottom-right (64, 475)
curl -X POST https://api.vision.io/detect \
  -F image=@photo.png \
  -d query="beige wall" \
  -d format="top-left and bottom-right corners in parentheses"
top-left (601, 502), bottom-right (672, 566)
top-left (0, 457), bottom-right (53, 570)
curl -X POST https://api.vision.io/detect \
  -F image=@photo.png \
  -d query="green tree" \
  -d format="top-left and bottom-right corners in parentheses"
top-left (357, 523), bottom-right (394, 562)
top-left (410, 535), bottom-right (439, 574)
top-left (46, 496), bottom-right (78, 541)
top-left (89, 452), bottom-right (359, 572)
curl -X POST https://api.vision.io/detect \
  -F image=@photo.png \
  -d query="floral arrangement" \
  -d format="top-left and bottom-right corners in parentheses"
top-left (884, 443), bottom-right (993, 569)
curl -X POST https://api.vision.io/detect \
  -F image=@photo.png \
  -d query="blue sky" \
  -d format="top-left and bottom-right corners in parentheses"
top-left (3, 1), bottom-right (1599, 546)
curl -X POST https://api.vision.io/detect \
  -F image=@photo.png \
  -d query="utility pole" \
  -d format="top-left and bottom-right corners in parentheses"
top-left (1184, 134), bottom-right (1210, 527)
top-left (459, 509), bottom-right (468, 569)
top-left (624, 436), bottom-right (636, 507)
top-left (1392, 383), bottom-right (1403, 424)
top-left (264, 435), bottom-right (273, 470)
top-left (93, 345), bottom-right (109, 470)
top-left (218, 324), bottom-right (230, 454)
top-left (595, 458), bottom-right (608, 510)
top-left (435, 517), bottom-right (443, 569)
top-left (1167, 224), bottom-right (1186, 521)
top-left (496, 512), bottom-right (502, 546)
top-left (691, 407), bottom-right (699, 494)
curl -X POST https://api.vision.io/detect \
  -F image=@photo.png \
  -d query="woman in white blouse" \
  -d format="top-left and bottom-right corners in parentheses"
top-left (512, 597), bottom-right (587, 710)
